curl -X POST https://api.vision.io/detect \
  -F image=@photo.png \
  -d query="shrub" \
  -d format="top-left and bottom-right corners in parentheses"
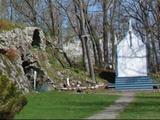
top-left (0, 19), bottom-right (23, 32)
top-left (0, 20), bottom-right (12, 30)
top-left (5, 48), bottom-right (20, 61)
top-left (0, 74), bottom-right (27, 119)
top-left (151, 72), bottom-right (160, 83)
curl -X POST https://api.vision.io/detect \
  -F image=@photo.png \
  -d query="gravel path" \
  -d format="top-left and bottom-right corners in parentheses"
top-left (87, 92), bottom-right (135, 119)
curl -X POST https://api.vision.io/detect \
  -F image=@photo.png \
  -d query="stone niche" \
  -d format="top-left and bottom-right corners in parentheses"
top-left (24, 27), bottom-right (46, 50)
top-left (31, 29), bottom-right (41, 48)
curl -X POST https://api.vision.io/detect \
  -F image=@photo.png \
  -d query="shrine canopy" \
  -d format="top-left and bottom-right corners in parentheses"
top-left (117, 20), bottom-right (147, 77)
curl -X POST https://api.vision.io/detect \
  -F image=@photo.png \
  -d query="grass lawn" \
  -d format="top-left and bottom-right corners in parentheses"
top-left (15, 91), bottom-right (119, 119)
top-left (119, 91), bottom-right (160, 119)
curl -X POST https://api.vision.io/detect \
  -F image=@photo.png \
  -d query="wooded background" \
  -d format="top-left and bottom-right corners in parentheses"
top-left (0, 0), bottom-right (160, 81)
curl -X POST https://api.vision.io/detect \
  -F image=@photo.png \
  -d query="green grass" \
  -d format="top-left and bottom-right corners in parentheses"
top-left (15, 91), bottom-right (119, 119)
top-left (119, 91), bottom-right (160, 119)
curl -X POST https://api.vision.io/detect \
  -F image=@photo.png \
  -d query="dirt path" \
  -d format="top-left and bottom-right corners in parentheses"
top-left (87, 92), bottom-right (135, 119)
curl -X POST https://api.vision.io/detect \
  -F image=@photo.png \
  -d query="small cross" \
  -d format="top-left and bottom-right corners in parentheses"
top-left (129, 19), bottom-right (133, 47)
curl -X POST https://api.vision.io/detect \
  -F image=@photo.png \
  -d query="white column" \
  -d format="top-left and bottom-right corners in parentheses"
top-left (33, 71), bottom-right (37, 91)
top-left (67, 77), bottom-right (70, 87)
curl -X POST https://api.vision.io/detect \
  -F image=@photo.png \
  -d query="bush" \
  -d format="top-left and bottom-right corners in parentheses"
top-left (0, 74), bottom-right (27, 119)
top-left (5, 48), bottom-right (20, 61)
top-left (0, 19), bottom-right (23, 32)
top-left (0, 20), bottom-right (12, 30)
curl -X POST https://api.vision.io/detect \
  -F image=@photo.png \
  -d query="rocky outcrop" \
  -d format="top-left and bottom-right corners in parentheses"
top-left (0, 27), bottom-right (106, 93)
top-left (0, 27), bottom-right (48, 93)
top-left (63, 39), bottom-right (82, 63)
top-left (0, 27), bottom-right (46, 50)
top-left (0, 54), bottom-right (29, 92)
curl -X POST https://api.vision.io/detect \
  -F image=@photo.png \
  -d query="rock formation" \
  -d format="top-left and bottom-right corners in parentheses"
top-left (0, 27), bottom-right (105, 93)
top-left (0, 27), bottom-right (48, 93)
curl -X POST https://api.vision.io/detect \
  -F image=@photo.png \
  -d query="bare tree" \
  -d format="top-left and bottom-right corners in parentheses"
top-left (122, 0), bottom-right (160, 72)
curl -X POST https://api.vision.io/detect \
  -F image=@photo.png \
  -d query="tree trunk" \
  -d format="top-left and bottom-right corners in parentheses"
top-left (85, 36), bottom-right (96, 83)
top-left (95, 41), bottom-right (103, 67)
top-left (10, 0), bottom-right (13, 21)
top-left (48, 0), bottom-right (55, 35)
top-left (81, 38), bottom-right (89, 73)
top-left (62, 51), bottom-right (72, 67)
top-left (157, 24), bottom-right (160, 71)
top-left (79, 0), bottom-right (96, 83)
top-left (86, 18), bottom-right (103, 67)
top-left (92, 40), bottom-right (99, 66)
top-left (151, 34), bottom-right (159, 72)
top-left (146, 34), bottom-right (152, 73)
top-left (103, 1), bottom-right (109, 68)
top-left (111, 29), bottom-right (115, 70)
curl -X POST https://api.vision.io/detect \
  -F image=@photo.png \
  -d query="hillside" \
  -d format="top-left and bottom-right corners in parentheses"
top-left (0, 23), bottom-right (106, 93)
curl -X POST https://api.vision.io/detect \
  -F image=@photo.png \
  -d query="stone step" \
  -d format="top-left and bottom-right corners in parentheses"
top-left (116, 81), bottom-right (153, 84)
top-left (116, 76), bottom-right (149, 79)
top-left (116, 83), bottom-right (153, 87)
top-left (116, 77), bottom-right (150, 81)
top-left (115, 76), bottom-right (153, 90)
top-left (116, 86), bottom-right (153, 90)
top-left (116, 80), bottom-right (151, 83)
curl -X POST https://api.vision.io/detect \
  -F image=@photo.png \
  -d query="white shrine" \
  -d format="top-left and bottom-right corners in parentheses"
top-left (115, 20), bottom-right (153, 90)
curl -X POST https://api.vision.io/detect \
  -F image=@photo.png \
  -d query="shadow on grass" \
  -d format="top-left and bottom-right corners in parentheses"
top-left (136, 96), bottom-right (160, 99)
top-left (66, 101), bottom-right (114, 106)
